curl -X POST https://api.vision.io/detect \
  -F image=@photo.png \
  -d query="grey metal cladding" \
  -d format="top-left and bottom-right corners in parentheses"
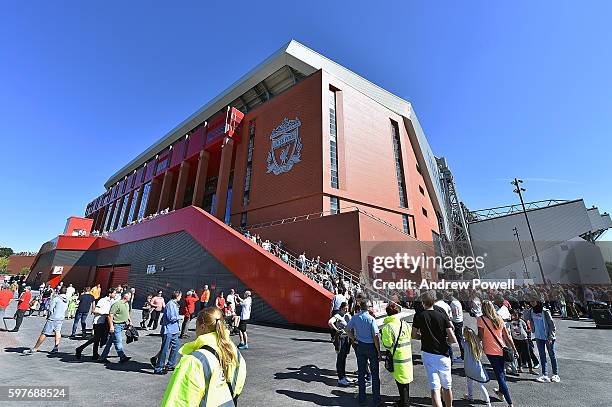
top-left (95, 231), bottom-right (287, 326)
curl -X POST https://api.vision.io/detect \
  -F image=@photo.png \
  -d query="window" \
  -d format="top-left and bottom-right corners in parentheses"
top-left (126, 188), bottom-right (140, 224)
top-left (422, 207), bottom-right (428, 217)
top-left (419, 185), bottom-right (425, 195)
top-left (330, 196), bottom-right (339, 214)
top-left (329, 89), bottom-right (339, 188)
top-left (391, 120), bottom-right (408, 208)
top-left (137, 182), bottom-right (152, 221)
top-left (117, 194), bottom-right (130, 227)
top-left (240, 212), bottom-right (247, 228)
top-left (243, 121), bottom-right (255, 206)
top-left (402, 214), bottom-right (410, 234)
top-left (224, 172), bottom-right (233, 224)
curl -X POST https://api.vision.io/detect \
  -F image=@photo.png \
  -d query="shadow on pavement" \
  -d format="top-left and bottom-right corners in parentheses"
top-left (275, 365), bottom-right (339, 386)
top-left (4, 346), bottom-right (30, 353)
top-left (277, 389), bottom-right (442, 407)
top-left (291, 337), bottom-right (331, 344)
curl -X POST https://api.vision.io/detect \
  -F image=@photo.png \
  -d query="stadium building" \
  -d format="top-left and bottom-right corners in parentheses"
top-left (26, 40), bottom-right (464, 328)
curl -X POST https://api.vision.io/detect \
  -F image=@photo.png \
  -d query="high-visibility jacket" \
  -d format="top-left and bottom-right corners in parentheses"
top-left (381, 314), bottom-right (413, 384)
top-left (161, 332), bottom-right (246, 407)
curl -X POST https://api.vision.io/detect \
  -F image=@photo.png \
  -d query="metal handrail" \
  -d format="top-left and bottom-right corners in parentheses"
top-left (236, 230), bottom-right (395, 306)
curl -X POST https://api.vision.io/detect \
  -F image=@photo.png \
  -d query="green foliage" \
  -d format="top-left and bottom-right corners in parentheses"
top-left (21, 266), bottom-right (31, 275)
top-left (0, 247), bottom-right (14, 258)
top-left (0, 257), bottom-right (8, 273)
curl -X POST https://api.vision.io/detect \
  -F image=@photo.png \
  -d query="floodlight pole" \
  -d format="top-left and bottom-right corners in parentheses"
top-left (511, 178), bottom-right (547, 285)
top-left (513, 227), bottom-right (530, 280)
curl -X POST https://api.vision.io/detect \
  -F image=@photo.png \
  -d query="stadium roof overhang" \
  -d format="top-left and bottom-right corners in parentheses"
top-left (103, 40), bottom-right (444, 216)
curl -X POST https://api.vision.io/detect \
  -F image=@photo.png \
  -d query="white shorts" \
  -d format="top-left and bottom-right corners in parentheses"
top-left (422, 351), bottom-right (452, 390)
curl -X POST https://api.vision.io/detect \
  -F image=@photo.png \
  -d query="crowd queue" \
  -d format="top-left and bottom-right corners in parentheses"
top-left (327, 286), bottom-right (571, 407)
top-left (2, 268), bottom-right (608, 406)
top-left (0, 277), bottom-right (250, 406)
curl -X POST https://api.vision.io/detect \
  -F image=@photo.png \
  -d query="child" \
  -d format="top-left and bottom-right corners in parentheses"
top-left (510, 310), bottom-right (536, 374)
top-left (462, 326), bottom-right (491, 407)
top-left (141, 294), bottom-right (153, 328)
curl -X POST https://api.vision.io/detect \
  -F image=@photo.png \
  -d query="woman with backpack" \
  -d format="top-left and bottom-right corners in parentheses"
top-left (525, 299), bottom-right (560, 383)
top-left (477, 300), bottom-right (517, 407)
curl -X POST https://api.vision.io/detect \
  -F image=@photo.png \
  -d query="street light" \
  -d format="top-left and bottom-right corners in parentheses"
top-left (512, 226), bottom-right (530, 280)
top-left (511, 178), bottom-right (547, 285)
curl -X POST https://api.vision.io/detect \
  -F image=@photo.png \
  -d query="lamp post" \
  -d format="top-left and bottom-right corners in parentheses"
top-left (512, 227), bottom-right (530, 280)
top-left (511, 178), bottom-right (547, 285)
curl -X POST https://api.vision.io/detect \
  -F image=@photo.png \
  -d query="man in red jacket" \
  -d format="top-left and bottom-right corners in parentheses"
top-left (179, 290), bottom-right (198, 339)
top-left (0, 283), bottom-right (14, 330)
top-left (11, 286), bottom-right (32, 332)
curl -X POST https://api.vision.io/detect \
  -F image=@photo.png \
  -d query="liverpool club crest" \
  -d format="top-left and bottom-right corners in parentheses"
top-left (266, 117), bottom-right (302, 175)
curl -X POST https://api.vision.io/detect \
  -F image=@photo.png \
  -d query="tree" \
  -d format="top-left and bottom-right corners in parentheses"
top-left (0, 257), bottom-right (8, 273)
top-left (21, 267), bottom-right (31, 276)
top-left (0, 247), bottom-right (14, 258)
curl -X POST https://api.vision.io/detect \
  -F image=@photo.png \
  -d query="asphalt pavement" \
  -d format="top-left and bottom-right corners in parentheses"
top-left (1, 302), bottom-right (611, 406)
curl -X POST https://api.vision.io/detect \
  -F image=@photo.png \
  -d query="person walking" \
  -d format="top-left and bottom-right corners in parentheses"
top-left (0, 283), bottom-right (14, 330)
top-left (450, 291), bottom-right (465, 362)
top-left (180, 290), bottom-right (198, 339)
top-left (23, 287), bottom-right (69, 354)
top-left (412, 290), bottom-right (457, 407)
top-left (11, 285), bottom-right (32, 332)
top-left (98, 291), bottom-right (132, 364)
top-left (147, 290), bottom-right (165, 331)
top-left (141, 294), bottom-right (153, 329)
top-left (478, 300), bottom-right (517, 407)
top-left (462, 327), bottom-right (491, 406)
top-left (328, 301), bottom-right (355, 387)
top-left (71, 288), bottom-right (95, 338)
top-left (381, 302), bottom-right (413, 407)
top-left (161, 306), bottom-right (246, 406)
top-left (200, 285), bottom-right (210, 313)
top-left (525, 299), bottom-right (560, 383)
top-left (510, 310), bottom-right (536, 374)
top-left (235, 290), bottom-right (252, 349)
top-left (152, 290), bottom-right (182, 374)
top-left (347, 298), bottom-right (382, 407)
top-left (76, 289), bottom-right (117, 360)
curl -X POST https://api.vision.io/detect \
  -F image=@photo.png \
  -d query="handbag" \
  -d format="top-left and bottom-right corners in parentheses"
top-left (482, 317), bottom-right (513, 363)
top-left (384, 321), bottom-right (403, 373)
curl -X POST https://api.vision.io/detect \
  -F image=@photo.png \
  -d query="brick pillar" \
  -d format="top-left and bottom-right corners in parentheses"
top-left (157, 171), bottom-right (175, 212)
top-left (172, 161), bottom-right (191, 210)
top-left (214, 137), bottom-right (234, 222)
top-left (192, 150), bottom-right (210, 208)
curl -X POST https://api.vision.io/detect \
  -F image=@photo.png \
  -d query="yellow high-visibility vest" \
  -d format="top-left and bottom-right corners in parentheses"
top-left (381, 314), bottom-right (413, 384)
top-left (161, 332), bottom-right (246, 407)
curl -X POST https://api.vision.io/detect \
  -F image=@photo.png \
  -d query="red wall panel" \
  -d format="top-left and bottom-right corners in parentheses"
top-left (170, 139), bottom-right (187, 168)
top-left (185, 127), bottom-right (205, 159)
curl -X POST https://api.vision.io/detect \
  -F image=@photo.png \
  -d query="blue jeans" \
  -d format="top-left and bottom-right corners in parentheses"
top-left (100, 323), bottom-right (127, 360)
top-left (356, 342), bottom-right (380, 404)
top-left (71, 312), bottom-right (88, 336)
top-left (155, 332), bottom-right (180, 372)
top-left (486, 354), bottom-right (512, 405)
top-left (536, 339), bottom-right (558, 376)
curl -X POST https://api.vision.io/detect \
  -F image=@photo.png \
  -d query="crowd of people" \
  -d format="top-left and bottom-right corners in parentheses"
top-left (0, 278), bottom-right (250, 405)
top-left (90, 207), bottom-right (172, 237)
top-left (242, 230), bottom-right (364, 296)
top-left (326, 285), bottom-right (572, 407)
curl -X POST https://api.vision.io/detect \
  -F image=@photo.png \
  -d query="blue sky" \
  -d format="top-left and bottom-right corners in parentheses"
top-left (1, 1), bottom-right (611, 251)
